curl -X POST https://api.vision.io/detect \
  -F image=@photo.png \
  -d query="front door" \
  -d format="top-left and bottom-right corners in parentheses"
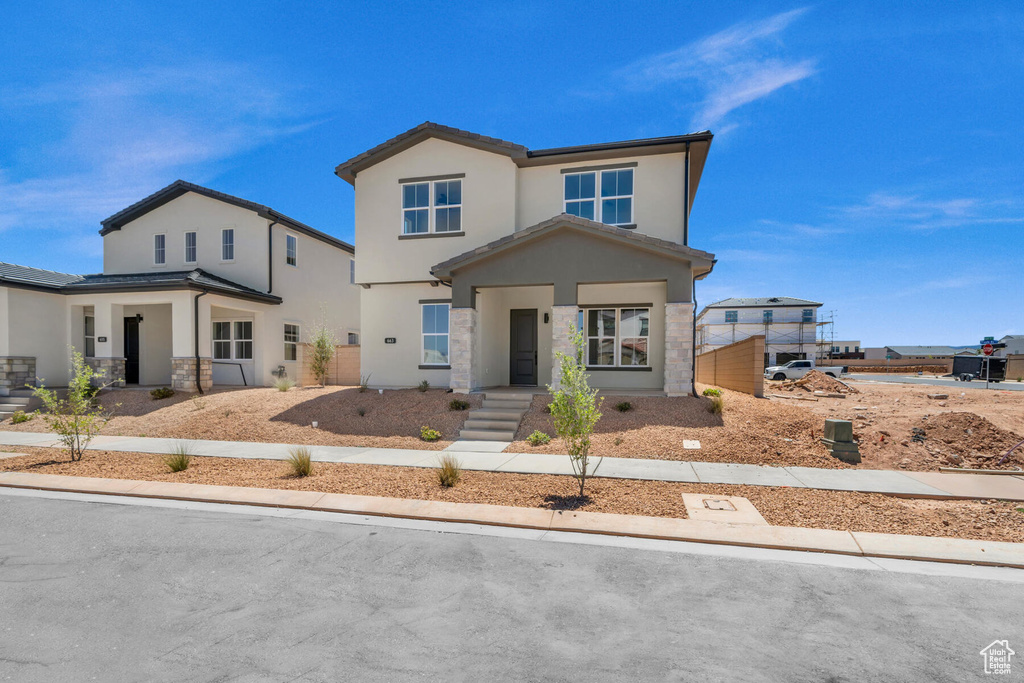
top-left (124, 317), bottom-right (140, 384)
top-left (509, 309), bottom-right (538, 386)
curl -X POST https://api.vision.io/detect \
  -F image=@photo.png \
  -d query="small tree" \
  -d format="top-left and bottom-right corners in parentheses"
top-left (33, 349), bottom-right (110, 462)
top-left (547, 327), bottom-right (603, 497)
top-left (307, 305), bottom-right (338, 387)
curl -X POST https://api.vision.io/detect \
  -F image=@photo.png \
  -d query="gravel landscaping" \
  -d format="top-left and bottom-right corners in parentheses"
top-left (3, 448), bottom-right (1022, 543)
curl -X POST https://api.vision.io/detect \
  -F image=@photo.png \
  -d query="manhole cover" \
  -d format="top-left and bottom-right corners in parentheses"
top-left (703, 498), bottom-right (736, 511)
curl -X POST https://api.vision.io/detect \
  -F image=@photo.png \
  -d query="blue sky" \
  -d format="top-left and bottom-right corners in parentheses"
top-left (2, 1), bottom-right (1021, 346)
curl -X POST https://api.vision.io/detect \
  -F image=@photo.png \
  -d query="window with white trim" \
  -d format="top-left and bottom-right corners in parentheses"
top-left (286, 234), bottom-right (297, 266)
top-left (153, 234), bottom-right (166, 265)
top-left (724, 310), bottom-right (738, 323)
top-left (212, 320), bottom-right (252, 360)
top-left (349, 259), bottom-right (355, 284)
top-left (564, 168), bottom-right (633, 225)
top-left (221, 228), bottom-right (234, 261)
top-left (421, 303), bottom-right (449, 365)
top-left (84, 313), bottom-right (95, 357)
top-left (584, 307), bottom-right (649, 367)
top-left (402, 179), bottom-right (462, 234)
top-left (284, 324), bottom-right (299, 361)
top-left (184, 231), bottom-right (197, 264)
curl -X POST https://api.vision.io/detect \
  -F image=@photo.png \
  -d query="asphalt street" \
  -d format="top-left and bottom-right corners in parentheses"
top-left (847, 373), bottom-right (1024, 391)
top-left (1, 490), bottom-right (1021, 682)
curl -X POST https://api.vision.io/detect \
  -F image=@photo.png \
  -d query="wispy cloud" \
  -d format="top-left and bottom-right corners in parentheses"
top-left (613, 8), bottom-right (817, 128)
top-left (836, 192), bottom-right (1024, 231)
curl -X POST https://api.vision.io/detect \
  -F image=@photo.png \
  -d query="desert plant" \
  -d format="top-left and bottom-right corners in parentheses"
top-left (357, 407), bottom-right (366, 416)
top-left (418, 379), bottom-right (430, 392)
top-left (436, 454), bottom-right (462, 487)
top-left (1018, 377), bottom-right (1023, 383)
top-left (614, 401), bottom-right (632, 412)
top-left (10, 410), bottom-right (33, 424)
top-left (359, 373), bottom-right (372, 392)
top-left (448, 398), bottom-right (469, 411)
top-left (32, 349), bottom-right (111, 462)
top-left (190, 396), bottom-right (207, 411)
top-left (614, 436), bottom-right (624, 446)
top-left (547, 327), bottom-right (603, 497)
top-left (150, 386), bottom-right (175, 400)
top-left (526, 430), bottom-right (551, 446)
top-left (274, 377), bottom-right (295, 392)
top-left (287, 446), bottom-right (314, 477)
top-left (163, 441), bottom-right (194, 472)
top-left (702, 387), bottom-right (721, 397)
top-left (707, 395), bottom-right (725, 415)
top-left (307, 304), bottom-right (337, 387)
top-left (420, 425), bottom-right (441, 442)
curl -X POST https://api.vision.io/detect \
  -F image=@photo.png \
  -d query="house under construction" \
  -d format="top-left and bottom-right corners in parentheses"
top-left (696, 297), bottom-right (822, 366)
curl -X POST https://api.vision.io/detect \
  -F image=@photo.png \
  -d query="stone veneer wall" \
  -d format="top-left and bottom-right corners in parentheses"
top-left (0, 356), bottom-right (36, 396)
top-left (86, 357), bottom-right (126, 388)
top-left (449, 307), bottom-right (477, 393)
top-left (171, 357), bottom-right (213, 392)
top-left (549, 305), bottom-right (578, 391)
top-left (664, 303), bottom-right (695, 396)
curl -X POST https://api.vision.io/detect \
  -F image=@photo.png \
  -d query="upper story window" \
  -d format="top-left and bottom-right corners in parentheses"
top-left (153, 234), bottom-right (166, 265)
top-left (564, 168), bottom-right (633, 226)
top-left (184, 231), bottom-right (197, 264)
top-left (725, 310), bottom-right (738, 323)
top-left (802, 308), bottom-right (814, 323)
top-left (763, 310), bottom-right (773, 323)
top-left (221, 229), bottom-right (235, 261)
top-left (286, 234), bottom-right (297, 266)
top-left (402, 179), bottom-right (462, 235)
top-left (348, 332), bottom-right (359, 345)
top-left (349, 259), bottom-right (355, 284)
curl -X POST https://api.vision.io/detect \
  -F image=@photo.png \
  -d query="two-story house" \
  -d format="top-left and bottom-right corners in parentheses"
top-left (335, 122), bottom-right (717, 395)
top-left (0, 181), bottom-right (358, 394)
top-left (696, 297), bottom-right (822, 367)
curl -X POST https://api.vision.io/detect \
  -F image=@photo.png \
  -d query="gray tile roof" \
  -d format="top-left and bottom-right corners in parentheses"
top-left (431, 213), bottom-right (716, 276)
top-left (705, 297), bottom-right (823, 308)
top-left (0, 262), bottom-right (84, 288)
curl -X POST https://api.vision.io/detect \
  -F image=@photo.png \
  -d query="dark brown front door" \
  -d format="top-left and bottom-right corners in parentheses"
top-left (124, 317), bottom-right (140, 384)
top-left (509, 309), bottom-right (538, 386)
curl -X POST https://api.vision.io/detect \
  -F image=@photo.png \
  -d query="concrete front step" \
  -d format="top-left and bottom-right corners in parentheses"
top-left (464, 418), bottom-right (520, 431)
top-left (483, 392), bottom-right (535, 402)
top-left (470, 409), bottom-right (525, 421)
top-left (0, 397), bottom-right (33, 407)
top-left (459, 429), bottom-right (517, 441)
top-left (481, 399), bottom-right (532, 410)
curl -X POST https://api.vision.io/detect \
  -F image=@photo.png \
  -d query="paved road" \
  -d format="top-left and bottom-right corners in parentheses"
top-left (848, 373), bottom-right (1024, 391)
top-left (2, 491), bottom-right (1021, 682)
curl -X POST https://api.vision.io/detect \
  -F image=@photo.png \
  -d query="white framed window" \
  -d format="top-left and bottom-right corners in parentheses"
top-left (421, 303), bottom-right (450, 365)
top-left (349, 259), bottom-right (356, 284)
top-left (221, 228), bottom-right (235, 261)
top-left (284, 323), bottom-right (299, 361)
top-left (286, 234), bottom-right (297, 266)
top-left (84, 313), bottom-right (95, 357)
top-left (725, 310), bottom-right (738, 323)
top-left (347, 332), bottom-right (359, 345)
top-left (212, 320), bottom-right (252, 360)
top-left (564, 168), bottom-right (633, 226)
top-left (184, 231), bottom-right (197, 264)
top-left (153, 233), bottom-right (166, 265)
top-left (402, 179), bottom-right (462, 234)
top-left (584, 307), bottom-right (649, 367)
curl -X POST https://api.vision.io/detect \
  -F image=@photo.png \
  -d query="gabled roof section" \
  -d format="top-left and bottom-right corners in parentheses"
top-left (705, 297), bottom-right (823, 308)
top-left (0, 262), bottom-right (84, 289)
top-left (99, 180), bottom-right (354, 254)
top-left (431, 213), bottom-right (715, 278)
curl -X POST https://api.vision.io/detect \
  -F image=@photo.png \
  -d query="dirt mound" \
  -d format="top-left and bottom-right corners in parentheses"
top-left (774, 370), bottom-right (859, 395)
top-left (918, 412), bottom-right (1024, 469)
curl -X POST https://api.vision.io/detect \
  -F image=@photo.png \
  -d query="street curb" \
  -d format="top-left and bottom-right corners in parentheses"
top-left (1, 471), bottom-right (1022, 569)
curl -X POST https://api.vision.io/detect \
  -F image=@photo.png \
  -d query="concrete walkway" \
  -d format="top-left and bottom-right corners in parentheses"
top-left (2, 430), bottom-right (1024, 501)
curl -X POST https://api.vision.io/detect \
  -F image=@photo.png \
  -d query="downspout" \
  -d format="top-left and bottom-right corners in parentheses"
top-left (193, 290), bottom-right (208, 394)
top-left (691, 273), bottom-right (698, 398)
top-left (683, 141), bottom-right (691, 246)
top-left (267, 220), bottom-right (279, 293)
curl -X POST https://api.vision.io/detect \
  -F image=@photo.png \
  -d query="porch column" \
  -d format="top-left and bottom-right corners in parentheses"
top-left (549, 305), bottom-right (578, 391)
top-left (88, 302), bottom-right (125, 387)
top-left (665, 302), bottom-right (695, 396)
top-left (170, 293), bottom-right (211, 392)
top-left (449, 307), bottom-right (477, 394)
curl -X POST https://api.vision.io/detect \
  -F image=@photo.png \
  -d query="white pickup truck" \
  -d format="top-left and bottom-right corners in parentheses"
top-left (764, 359), bottom-right (847, 381)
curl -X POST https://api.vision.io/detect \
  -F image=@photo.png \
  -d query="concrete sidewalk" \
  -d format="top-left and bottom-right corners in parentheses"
top-left (2, 430), bottom-right (1023, 501)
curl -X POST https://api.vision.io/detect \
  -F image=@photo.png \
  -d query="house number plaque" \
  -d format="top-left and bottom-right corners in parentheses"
top-left (384, 337), bottom-right (396, 344)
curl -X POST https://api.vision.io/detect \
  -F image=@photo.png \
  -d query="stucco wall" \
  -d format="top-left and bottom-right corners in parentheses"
top-left (476, 286), bottom-right (555, 388)
top-left (122, 304), bottom-right (173, 386)
top-left (5, 287), bottom-right (71, 386)
top-left (579, 282), bottom-right (667, 391)
top-left (360, 282), bottom-right (450, 388)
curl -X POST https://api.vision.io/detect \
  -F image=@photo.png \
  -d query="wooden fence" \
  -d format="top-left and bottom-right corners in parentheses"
top-left (695, 335), bottom-right (765, 397)
top-left (298, 344), bottom-right (361, 386)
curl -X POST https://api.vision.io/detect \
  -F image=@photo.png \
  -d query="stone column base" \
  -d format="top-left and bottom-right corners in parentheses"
top-left (665, 303), bottom-right (695, 396)
top-left (549, 305), bottom-right (579, 391)
top-left (0, 356), bottom-right (36, 396)
top-left (86, 357), bottom-right (125, 388)
top-left (171, 357), bottom-right (213, 392)
top-left (449, 307), bottom-right (478, 394)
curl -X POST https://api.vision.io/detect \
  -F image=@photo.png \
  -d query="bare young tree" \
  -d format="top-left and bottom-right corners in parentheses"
top-left (307, 305), bottom-right (338, 387)
top-left (547, 327), bottom-right (603, 497)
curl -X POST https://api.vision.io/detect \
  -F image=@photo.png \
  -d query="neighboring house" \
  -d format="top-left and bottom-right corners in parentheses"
top-left (995, 335), bottom-right (1024, 357)
top-left (0, 180), bottom-right (358, 394)
top-left (695, 297), bottom-right (821, 367)
top-left (881, 345), bottom-right (961, 360)
top-left (335, 122), bottom-right (717, 395)
top-left (817, 340), bottom-right (863, 360)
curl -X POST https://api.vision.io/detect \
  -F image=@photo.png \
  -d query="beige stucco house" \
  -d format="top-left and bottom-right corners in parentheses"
top-left (335, 122), bottom-right (716, 395)
top-left (0, 181), bottom-right (358, 394)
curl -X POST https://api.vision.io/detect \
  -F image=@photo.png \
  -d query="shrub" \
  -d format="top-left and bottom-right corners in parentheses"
top-left (308, 304), bottom-right (337, 386)
top-left (164, 441), bottom-right (194, 472)
top-left (707, 395), bottom-right (725, 415)
top-left (547, 327), bottom-right (603, 497)
top-left (33, 349), bottom-right (111, 461)
top-left (614, 401), bottom-right (632, 412)
top-left (10, 410), bottom-right (32, 424)
top-left (1018, 377), bottom-right (1023, 383)
top-left (418, 380), bottom-right (430, 392)
top-left (614, 436), bottom-right (624, 446)
top-left (274, 378), bottom-right (295, 392)
top-left (420, 425), bottom-right (441, 442)
top-left (150, 386), bottom-right (175, 400)
top-left (357, 407), bottom-right (366, 416)
top-left (287, 446), bottom-right (313, 477)
top-left (543, 403), bottom-right (552, 414)
top-left (702, 387), bottom-right (721, 397)
top-left (359, 373), bottom-right (372, 392)
top-left (449, 398), bottom-right (469, 411)
top-left (526, 430), bottom-right (551, 446)
top-left (436, 454), bottom-right (462, 487)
